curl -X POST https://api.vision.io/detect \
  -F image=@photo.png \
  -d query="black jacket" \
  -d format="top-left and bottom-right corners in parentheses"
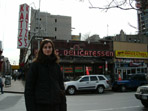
top-left (24, 62), bottom-right (65, 111)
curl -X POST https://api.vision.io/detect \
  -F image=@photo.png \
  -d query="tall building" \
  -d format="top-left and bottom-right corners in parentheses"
top-left (136, 0), bottom-right (148, 35)
top-left (30, 8), bottom-right (71, 40)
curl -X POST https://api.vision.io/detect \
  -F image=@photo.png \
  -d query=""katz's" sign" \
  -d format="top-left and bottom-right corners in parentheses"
top-left (17, 4), bottom-right (29, 49)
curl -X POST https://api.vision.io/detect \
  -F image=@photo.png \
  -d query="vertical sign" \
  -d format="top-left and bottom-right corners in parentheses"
top-left (17, 4), bottom-right (29, 49)
top-left (105, 61), bottom-right (108, 72)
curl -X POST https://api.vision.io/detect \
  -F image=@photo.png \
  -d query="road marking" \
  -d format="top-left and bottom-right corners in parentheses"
top-left (86, 106), bottom-right (141, 111)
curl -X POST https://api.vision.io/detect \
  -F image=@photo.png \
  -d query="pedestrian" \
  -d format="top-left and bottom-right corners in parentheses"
top-left (0, 76), bottom-right (4, 94)
top-left (24, 39), bottom-right (67, 111)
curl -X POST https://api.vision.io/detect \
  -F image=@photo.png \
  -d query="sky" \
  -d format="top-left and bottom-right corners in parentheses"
top-left (0, 0), bottom-right (138, 65)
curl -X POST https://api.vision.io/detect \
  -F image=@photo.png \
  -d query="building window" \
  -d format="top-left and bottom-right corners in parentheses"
top-left (128, 38), bottom-right (131, 42)
top-left (137, 39), bottom-right (140, 43)
top-left (55, 27), bottom-right (57, 31)
top-left (55, 19), bottom-right (57, 23)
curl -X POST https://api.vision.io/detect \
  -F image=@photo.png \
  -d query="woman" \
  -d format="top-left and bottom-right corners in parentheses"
top-left (24, 39), bottom-right (67, 111)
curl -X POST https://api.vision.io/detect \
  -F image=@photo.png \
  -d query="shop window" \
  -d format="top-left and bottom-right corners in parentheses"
top-left (63, 66), bottom-right (73, 73)
top-left (137, 68), bottom-right (140, 73)
top-left (75, 66), bottom-right (83, 73)
top-left (131, 69), bottom-right (136, 74)
top-left (144, 68), bottom-right (147, 73)
top-left (127, 70), bottom-right (131, 74)
top-left (141, 68), bottom-right (144, 73)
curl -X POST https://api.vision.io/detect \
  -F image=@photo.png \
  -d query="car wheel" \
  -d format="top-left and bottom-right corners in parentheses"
top-left (141, 100), bottom-right (148, 107)
top-left (120, 86), bottom-right (126, 92)
top-left (67, 86), bottom-right (76, 95)
top-left (97, 86), bottom-right (104, 94)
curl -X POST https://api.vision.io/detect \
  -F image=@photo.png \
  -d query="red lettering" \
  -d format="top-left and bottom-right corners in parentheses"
top-left (64, 50), bottom-right (68, 56)
top-left (19, 29), bottom-right (23, 37)
top-left (101, 51), bottom-right (105, 56)
top-left (92, 51), bottom-right (96, 56)
top-left (55, 49), bottom-right (59, 55)
top-left (79, 50), bottom-right (84, 56)
top-left (24, 38), bottom-right (27, 47)
top-left (84, 51), bottom-right (87, 56)
top-left (25, 13), bottom-right (29, 21)
top-left (18, 38), bottom-right (22, 46)
top-left (26, 21), bottom-right (28, 29)
top-left (60, 49), bottom-right (113, 57)
top-left (19, 21), bottom-right (23, 28)
top-left (89, 51), bottom-right (92, 56)
top-left (73, 50), bottom-right (76, 56)
top-left (26, 5), bottom-right (29, 12)
top-left (110, 52), bottom-right (114, 57)
top-left (97, 51), bottom-right (101, 56)
top-left (69, 50), bottom-right (73, 56)
top-left (19, 13), bottom-right (24, 21)
top-left (20, 4), bottom-right (24, 12)
top-left (25, 29), bottom-right (28, 37)
top-left (106, 51), bottom-right (109, 56)
top-left (77, 50), bottom-right (79, 56)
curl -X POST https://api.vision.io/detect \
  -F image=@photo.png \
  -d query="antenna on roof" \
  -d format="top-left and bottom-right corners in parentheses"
top-left (107, 24), bottom-right (109, 37)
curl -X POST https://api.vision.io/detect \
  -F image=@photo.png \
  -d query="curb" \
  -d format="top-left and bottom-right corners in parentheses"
top-left (4, 91), bottom-right (24, 94)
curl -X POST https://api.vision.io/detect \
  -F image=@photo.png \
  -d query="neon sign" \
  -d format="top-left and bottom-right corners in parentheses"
top-left (56, 45), bottom-right (113, 57)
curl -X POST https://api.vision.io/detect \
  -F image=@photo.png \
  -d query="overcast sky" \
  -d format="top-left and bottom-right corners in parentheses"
top-left (0, 0), bottom-right (138, 65)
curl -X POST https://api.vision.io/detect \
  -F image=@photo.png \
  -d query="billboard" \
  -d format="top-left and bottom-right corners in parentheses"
top-left (17, 4), bottom-right (29, 49)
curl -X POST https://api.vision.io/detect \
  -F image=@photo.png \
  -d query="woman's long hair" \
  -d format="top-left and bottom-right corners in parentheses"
top-left (33, 39), bottom-right (59, 63)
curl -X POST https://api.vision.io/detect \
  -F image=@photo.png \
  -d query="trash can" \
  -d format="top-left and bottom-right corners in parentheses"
top-left (5, 76), bottom-right (11, 86)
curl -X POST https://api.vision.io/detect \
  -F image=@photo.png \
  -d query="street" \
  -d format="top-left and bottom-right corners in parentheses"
top-left (0, 91), bottom-right (147, 111)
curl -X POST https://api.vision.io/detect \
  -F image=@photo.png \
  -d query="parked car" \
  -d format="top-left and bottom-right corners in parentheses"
top-left (112, 74), bottom-right (148, 92)
top-left (135, 84), bottom-right (148, 107)
top-left (64, 75), bottom-right (110, 95)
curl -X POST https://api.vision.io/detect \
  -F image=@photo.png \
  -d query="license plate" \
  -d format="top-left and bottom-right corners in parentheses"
top-left (142, 95), bottom-right (147, 100)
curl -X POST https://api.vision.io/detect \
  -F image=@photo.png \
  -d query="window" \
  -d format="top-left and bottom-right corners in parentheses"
top-left (98, 76), bottom-right (105, 80)
top-left (128, 38), bottom-right (131, 42)
top-left (134, 39), bottom-right (137, 43)
top-left (80, 77), bottom-right (89, 82)
top-left (55, 27), bottom-right (57, 31)
top-left (131, 69), bottom-right (136, 74)
top-left (90, 76), bottom-right (97, 81)
top-left (55, 19), bottom-right (57, 23)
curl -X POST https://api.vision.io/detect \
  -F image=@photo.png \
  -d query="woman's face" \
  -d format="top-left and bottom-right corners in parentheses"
top-left (42, 42), bottom-right (53, 56)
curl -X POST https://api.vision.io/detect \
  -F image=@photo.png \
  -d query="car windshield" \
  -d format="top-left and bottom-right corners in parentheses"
top-left (73, 76), bottom-right (81, 81)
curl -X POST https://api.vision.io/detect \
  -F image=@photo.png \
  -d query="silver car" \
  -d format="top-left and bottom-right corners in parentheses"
top-left (135, 84), bottom-right (148, 107)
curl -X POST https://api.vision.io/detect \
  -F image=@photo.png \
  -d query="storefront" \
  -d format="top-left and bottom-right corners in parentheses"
top-left (114, 42), bottom-right (148, 80)
top-left (25, 39), bottom-right (114, 80)
top-left (53, 40), bottom-right (114, 80)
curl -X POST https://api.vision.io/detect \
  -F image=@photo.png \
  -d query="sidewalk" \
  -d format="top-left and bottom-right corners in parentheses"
top-left (3, 79), bottom-right (25, 94)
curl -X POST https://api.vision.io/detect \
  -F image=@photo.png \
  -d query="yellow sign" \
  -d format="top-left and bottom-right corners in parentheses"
top-left (11, 65), bottom-right (20, 70)
top-left (116, 50), bottom-right (148, 59)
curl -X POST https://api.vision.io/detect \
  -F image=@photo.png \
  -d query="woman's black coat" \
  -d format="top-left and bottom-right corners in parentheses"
top-left (24, 62), bottom-right (65, 111)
